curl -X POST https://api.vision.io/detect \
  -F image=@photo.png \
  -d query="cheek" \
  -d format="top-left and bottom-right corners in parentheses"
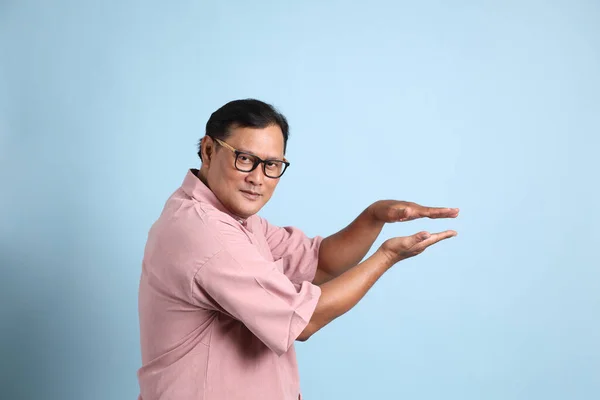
top-left (218, 160), bottom-right (244, 185)
top-left (264, 180), bottom-right (279, 197)
top-left (209, 162), bottom-right (237, 191)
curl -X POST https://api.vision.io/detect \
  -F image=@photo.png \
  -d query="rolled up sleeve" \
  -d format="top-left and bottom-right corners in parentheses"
top-left (260, 217), bottom-right (323, 284)
top-left (193, 221), bottom-right (321, 356)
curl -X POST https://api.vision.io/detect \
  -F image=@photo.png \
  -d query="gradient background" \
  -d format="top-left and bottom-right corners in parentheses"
top-left (1, 1), bottom-right (599, 399)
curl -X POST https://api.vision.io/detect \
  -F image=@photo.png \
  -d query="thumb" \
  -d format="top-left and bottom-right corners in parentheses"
top-left (412, 231), bottom-right (430, 244)
top-left (395, 207), bottom-right (408, 221)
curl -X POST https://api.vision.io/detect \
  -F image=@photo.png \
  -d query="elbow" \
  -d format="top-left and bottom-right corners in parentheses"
top-left (296, 332), bottom-right (310, 342)
top-left (296, 323), bottom-right (316, 342)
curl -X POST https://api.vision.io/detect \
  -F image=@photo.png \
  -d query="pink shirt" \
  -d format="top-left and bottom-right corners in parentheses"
top-left (137, 169), bottom-right (322, 400)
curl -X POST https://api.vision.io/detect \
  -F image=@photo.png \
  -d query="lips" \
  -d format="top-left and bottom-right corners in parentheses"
top-left (240, 190), bottom-right (262, 200)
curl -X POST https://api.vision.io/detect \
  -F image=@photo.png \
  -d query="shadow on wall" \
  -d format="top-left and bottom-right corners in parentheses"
top-left (0, 243), bottom-right (83, 400)
top-left (0, 158), bottom-right (144, 400)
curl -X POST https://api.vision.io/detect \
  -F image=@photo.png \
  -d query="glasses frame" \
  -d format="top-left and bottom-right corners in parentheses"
top-left (209, 136), bottom-right (290, 179)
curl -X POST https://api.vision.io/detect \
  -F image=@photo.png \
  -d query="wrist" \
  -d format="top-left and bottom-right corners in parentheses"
top-left (375, 248), bottom-right (397, 270)
top-left (365, 203), bottom-right (385, 229)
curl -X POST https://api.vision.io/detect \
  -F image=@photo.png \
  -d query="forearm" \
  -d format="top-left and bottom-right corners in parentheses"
top-left (299, 249), bottom-right (392, 340)
top-left (317, 207), bottom-right (384, 278)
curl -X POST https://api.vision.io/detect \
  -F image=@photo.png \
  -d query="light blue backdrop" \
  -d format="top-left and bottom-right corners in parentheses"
top-left (1, 1), bottom-right (598, 399)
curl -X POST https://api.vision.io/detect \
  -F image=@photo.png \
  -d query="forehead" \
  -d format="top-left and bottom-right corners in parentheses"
top-left (226, 125), bottom-right (285, 159)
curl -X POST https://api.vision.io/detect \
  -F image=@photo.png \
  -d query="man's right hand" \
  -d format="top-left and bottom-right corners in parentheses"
top-left (380, 230), bottom-right (457, 265)
top-left (299, 229), bottom-right (457, 341)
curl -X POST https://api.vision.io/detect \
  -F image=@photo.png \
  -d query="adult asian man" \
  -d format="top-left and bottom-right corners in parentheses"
top-left (137, 99), bottom-right (459, 400)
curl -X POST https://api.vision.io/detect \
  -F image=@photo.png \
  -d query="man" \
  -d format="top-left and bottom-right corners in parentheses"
top-left (137, 99), bottom-right (459, 400)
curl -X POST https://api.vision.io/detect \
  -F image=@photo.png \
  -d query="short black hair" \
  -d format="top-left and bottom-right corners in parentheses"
top-left (198, 99), bottom-right (289, 161)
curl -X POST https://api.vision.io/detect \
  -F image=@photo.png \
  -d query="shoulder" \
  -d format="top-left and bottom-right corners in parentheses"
top-left (253, 214), bottom-right (285, 238)
top-left (146, 195), bottom-right (248, 266)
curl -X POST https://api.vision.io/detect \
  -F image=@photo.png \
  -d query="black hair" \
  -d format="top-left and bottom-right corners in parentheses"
top-left (198, 99), bottom-right (289, 161)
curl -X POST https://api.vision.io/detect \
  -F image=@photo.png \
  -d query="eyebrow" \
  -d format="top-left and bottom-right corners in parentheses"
top-left (237, 148), bottom-right (285, 161)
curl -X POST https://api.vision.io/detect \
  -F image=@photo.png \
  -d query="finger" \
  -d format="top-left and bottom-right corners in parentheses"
top-left (409, 230), bottom-right (456, 253)
top-left (422, 230), bottom-right (457, 247)
top-left (420, 206), bottom-right (460, 219)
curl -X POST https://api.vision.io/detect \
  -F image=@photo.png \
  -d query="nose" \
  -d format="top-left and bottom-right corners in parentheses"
top-left (245, 164), bottom-right (265, 186)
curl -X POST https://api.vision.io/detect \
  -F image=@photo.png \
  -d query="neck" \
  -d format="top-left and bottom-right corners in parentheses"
top-left (196, 168), bottom-right (210, 189)
top-left (194, 168), bottom-right (249, 222)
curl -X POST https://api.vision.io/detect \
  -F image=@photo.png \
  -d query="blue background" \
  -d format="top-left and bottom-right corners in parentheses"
top-left (1, 1), bottom-right (599, 399)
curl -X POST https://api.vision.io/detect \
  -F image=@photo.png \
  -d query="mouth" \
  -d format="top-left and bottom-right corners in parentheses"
top-left (240, 189), bottom-right (262, 201)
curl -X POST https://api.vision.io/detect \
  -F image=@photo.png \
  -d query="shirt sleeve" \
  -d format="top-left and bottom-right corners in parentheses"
top-left (259, 216), bottom-right (323, 285)
top-left (193, 218), bottom-right (321, 356)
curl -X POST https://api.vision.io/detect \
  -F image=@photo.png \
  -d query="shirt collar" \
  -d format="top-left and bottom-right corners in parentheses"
top-left (181, 169), bottom-right (249, 224)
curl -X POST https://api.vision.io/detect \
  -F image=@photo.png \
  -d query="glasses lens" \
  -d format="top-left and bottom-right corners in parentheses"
top-left (235, 153), bottom-right (258, 172)
top-left (235, 153), bottom-right (287, 178)
top-left (264, 160), bottom-right (286, 178)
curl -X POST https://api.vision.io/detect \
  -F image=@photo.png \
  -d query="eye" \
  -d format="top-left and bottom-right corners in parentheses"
top-left (236, 153), bottom-right (256, 166)
top-left (265, 161), bottom-right (282, 171)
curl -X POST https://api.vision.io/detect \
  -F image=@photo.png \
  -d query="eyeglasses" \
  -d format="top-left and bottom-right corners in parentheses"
top-left (209, 136), bottom-right (290, 179)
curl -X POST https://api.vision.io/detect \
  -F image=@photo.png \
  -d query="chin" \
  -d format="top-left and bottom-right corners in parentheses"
top-left (234, 195), bottom-right (267, 216)
top-left (240, 205), bottom-right (263, 218)
top-left (230, 202), bottom-right (261, 219)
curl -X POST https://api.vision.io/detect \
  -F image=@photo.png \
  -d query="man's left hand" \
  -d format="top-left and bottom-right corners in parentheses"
top-left (368, 200), bottom-right (459, 224)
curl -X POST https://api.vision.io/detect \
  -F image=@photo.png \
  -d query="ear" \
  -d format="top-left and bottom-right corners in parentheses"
top-left (200, 136), bottom-right (214, 166)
